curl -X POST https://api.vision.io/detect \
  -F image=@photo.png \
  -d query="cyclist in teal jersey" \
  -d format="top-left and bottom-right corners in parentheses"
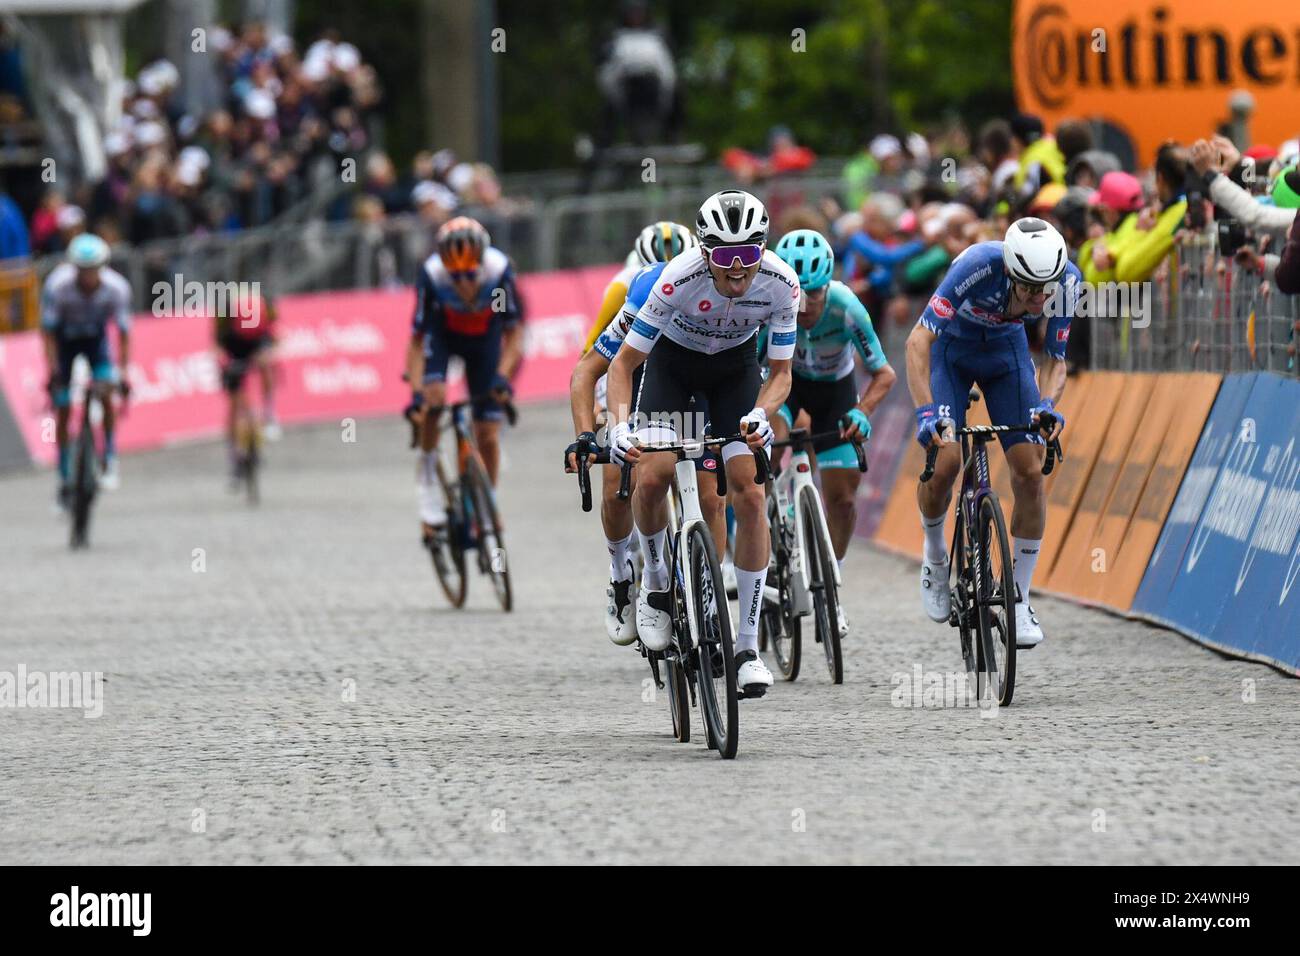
top-left (763, 230), bottom-right (897, 565)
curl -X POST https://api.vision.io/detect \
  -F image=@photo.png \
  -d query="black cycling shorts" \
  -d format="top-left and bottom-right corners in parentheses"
top-left (633, 336), bottom-right (761, 463)
top-left (780, 374), bottom-right (858, 454)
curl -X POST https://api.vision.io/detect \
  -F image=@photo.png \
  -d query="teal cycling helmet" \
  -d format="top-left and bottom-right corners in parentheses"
top-left (67, 233), bottom-right (110, 269)
top-left (774, 229), bottom-right (834, 290)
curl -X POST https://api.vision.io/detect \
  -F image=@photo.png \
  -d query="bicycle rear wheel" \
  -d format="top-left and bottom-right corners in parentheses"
top-left (801, 488), bottom-right (842, 684)
top-left (976, 493), bottom-right (1016, 707)
top-left (764, 493), bottom-right (801, 680)
top-left (950, 508), bottom-right (977, 676)
top-left (429, 460), bottom-right (467, 608)
top-left (688, 524), bottom-right (738, 759)
top-left (466, 455), bottom-right (512, 612)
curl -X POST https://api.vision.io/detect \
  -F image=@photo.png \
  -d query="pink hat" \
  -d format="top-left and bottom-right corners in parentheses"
top-left (1088, 171), bottom-right (1144, 212)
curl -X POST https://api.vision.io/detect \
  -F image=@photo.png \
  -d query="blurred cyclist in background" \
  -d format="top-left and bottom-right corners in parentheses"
top-left (215, 287), bottom-right (279, 481)
top-left (41, 234), bottom-right (132, 506)
top-left (406, 216), bottom-right (523, 551)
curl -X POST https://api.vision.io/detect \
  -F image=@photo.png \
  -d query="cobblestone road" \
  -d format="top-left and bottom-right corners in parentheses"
top-left (2, 402), bottom-right (1296, 864)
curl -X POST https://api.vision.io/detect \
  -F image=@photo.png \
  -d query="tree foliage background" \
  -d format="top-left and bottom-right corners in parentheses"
top-left (126, 0), bottom-right (1014, 171)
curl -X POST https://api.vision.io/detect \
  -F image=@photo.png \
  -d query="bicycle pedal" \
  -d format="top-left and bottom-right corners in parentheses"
top-left (739, 684), bottom-right (768, 699)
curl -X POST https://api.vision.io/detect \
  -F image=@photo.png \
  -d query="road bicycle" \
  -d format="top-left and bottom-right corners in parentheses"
top-left (759, 422), bottom-right (866, 684)
top-left (920, 395), bottom-right (1061, 707)
top-left (65, 380), bottom-right (128, 549)
top-left (223, 357), bottom-right (263, 506)
top-left (573, 428), bottom-right (767, 759)
top-left (411, 397), bottom-right (516, 612)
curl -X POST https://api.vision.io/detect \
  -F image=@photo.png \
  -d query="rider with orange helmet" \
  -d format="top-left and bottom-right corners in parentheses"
top-left (405, 216), bottom-right (524, 547)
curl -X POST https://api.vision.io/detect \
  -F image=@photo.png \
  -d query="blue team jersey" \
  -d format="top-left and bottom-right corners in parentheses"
top-left (591, 261), bottom-right (665, 362)
top-left (917, 241), bottom-right (1080, 361)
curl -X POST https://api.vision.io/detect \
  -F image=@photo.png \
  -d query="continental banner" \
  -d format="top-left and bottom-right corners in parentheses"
top-left (1014, 1), bottom-right (1300, 163)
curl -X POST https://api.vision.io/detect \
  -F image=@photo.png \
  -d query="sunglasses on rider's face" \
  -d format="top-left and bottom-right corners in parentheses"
top-left (706, 243), bottom-right (764, 269)
top-left (1014, 280), bottom-right (1049, 295)
top-left (450, 270), bottom-right (478, 282)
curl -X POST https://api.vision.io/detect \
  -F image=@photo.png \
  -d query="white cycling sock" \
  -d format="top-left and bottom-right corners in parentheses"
top-left (921, 510), bottom-right (948, 564)
top-left (639, 527), bottom-right (669, 591)
top-left (607, 532), bottom-right (635, 582)
top-left (734, 566), bottom-right (766, 654)
top-left (1013, 537), bottom-right (1041, 602)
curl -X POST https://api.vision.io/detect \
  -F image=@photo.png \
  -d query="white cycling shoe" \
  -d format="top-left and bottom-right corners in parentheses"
top-left (735, 650), bottom-right (774, 695)
top-left (605, 567), bottom-right (639, 646)
top-left (100, 457), bottom-right (120, 491)
top-left (1014, 601), bottom-right (1044, 648)
top-left (920, 556), bottom-right (951, 622)
top-left (636, 587), bottom-right (673, 652)
top-left (835, 601), bottom-right (850, 638)
top-left (416, 474), bottom-right (446, 527)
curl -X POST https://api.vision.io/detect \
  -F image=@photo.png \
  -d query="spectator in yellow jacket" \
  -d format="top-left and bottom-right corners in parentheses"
top-left (1077, 171), bottom-right (1144, 285)
top-left (1112, 144), bottom-right (1191, 285)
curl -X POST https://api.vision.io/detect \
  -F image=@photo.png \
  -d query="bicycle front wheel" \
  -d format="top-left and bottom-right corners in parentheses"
top-left (801, 487), bottom-right (842, 684)
top-left (765, 494), bottom-right (801, 681)
top-left (466, 456), bottom-right (512, 612)
top-left (69, 425), bottom-right (98, 549)
top-left (688, 523), bottom-right (738, 759)
top-left (429, 461), bottom-right (467, 608)
top-left (666, 654), bottom-right (690, 743)
top-left (976, 493), bottom-right (1016, 707)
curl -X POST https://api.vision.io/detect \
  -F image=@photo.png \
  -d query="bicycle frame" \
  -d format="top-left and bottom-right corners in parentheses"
top-left (671, 446), bottom-right (711, 650)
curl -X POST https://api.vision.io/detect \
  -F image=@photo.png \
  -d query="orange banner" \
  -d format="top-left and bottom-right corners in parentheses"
top-left (1044, 373), bottom-right (1156, 596)
top-left (1096, 372), bottom-right (1221, 608)
top-left (1013, 1), bottom-right (1300, 163)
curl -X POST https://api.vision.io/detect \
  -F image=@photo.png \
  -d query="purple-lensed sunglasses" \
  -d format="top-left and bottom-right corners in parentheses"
top-left (706, 243), bottom-right (764, 268)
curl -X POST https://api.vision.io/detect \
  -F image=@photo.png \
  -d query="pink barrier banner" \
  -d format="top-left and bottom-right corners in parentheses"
top-left (0, 264), bottom-right (619, 466)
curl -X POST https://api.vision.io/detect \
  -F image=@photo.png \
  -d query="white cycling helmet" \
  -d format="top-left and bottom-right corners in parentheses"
top-left (633, 220), bottom-right (699, 266)
top-left (696, 189), bottom-right (769, 247)
top-left (1002, 217), bottom-right (1067, 285)
top-left (67, 233), bottom-right (110, 270)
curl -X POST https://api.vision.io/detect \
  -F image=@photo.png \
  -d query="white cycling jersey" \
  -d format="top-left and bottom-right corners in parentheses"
top-left (623, 249), bottom-right (800, 359)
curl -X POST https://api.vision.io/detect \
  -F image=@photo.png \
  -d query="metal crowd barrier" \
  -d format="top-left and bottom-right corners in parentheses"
top-left (25, 173), bottom-right (848, 314)
top-left (1088, 229), bottom-right (1299, 378)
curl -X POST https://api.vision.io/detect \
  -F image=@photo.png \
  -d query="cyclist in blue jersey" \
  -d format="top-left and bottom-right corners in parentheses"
top-left (765, 230), bottom-right (896, 585)
top-left (406, 217), bottom-right (523, 549)
top-left (42, 234), bottom-right (132, 505)
top-left (906, 217), bottom-right (1077, 647)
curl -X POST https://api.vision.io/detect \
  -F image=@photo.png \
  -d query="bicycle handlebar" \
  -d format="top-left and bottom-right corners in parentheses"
top-left (406, 394), bottom-right (518, 448)
top-left (920, 416), bottom-right (1064, 483)
top-left (609, 430), bottom-right (769, 502)
top-left (772, 421), bottom-right (868, 474)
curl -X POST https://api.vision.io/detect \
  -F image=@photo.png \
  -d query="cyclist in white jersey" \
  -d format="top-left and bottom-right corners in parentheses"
top-left (605, 189), bottom-right (799, 695)
top-left (42, 234), bottom-right (132, 504)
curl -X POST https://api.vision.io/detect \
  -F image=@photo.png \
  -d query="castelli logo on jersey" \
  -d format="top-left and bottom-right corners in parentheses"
top-left (698, 299), bottom-right (712, 311)
top-left (661, 283), bottom-right (674, 296)
top-left (1056, 327), bottom-right (1070, 342)
top-left (930, 295), bottom-right (954, 319)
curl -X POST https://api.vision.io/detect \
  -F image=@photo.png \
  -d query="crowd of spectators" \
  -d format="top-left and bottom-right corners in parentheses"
top-left (759, 110), bottom-right (1300, 370)
top-left (14, 19), bottom-right (529, 272)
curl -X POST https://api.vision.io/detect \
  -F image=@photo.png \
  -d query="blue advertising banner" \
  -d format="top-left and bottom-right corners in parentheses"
top-left (1133, 373), bottom-right (1300, 674)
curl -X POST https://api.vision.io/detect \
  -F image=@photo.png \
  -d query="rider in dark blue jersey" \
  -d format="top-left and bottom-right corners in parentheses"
top-left (905, 217), bottom-right (1079, 648)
